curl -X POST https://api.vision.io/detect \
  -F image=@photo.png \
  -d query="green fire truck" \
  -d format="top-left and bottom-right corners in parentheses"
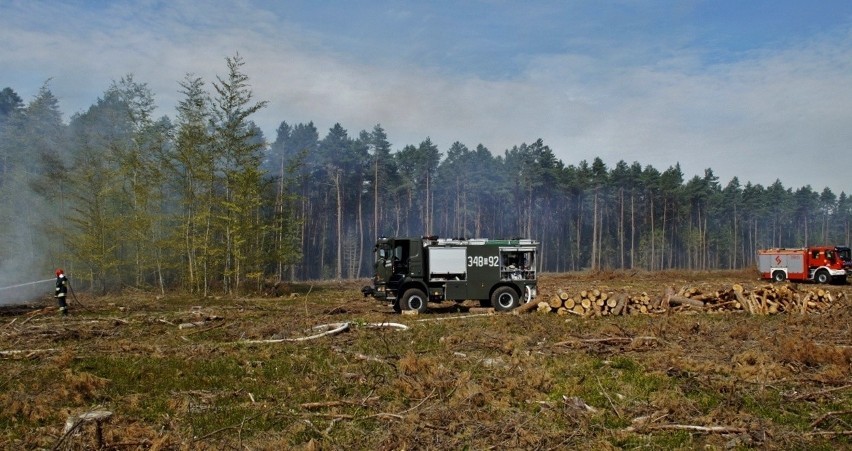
top-left (362, 236), bottom-right (539, 313)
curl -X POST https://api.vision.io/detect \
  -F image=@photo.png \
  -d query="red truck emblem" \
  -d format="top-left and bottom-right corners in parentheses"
top-left (775, 255), bottom-right (782, 265)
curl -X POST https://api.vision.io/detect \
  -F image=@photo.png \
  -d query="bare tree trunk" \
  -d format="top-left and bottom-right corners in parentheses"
top-left (462, 184), bottom-right (468, 237)
top-left (619, 187), bottom-right (624, 269)
top-left (591, 190), bottom-right (598, 270)
top-left (599, 193), bottom-right (605, 269)
top-left (704, 216), bottom-right (709, 269)
top-left (334, 170), bottom-right (342, 280)
top-left (394, 200), bottom-right (401, 237)
top-left (475, 203), bottom-right (481, 237)
top-left (526, 187), bottom-right (533, 238)
top-left (630, 191), bottom-right (635, 269)
top-left (374, 153), bottom-right (378, 242)
top-left (732, 204), bottom-right (737, 269)
top-left (292, 195), bottom-right (306, 281)
top-left (357, 189), bottom-right (363, 278)
top-left (185, 216), bottom-right (195, 291)
top-left (668, 210), bottom-right (675, 269)
top-left (424, 172), bottom-right (430, 234)
top-left (576, 195), bottom-right (582, 270)
top-left (275, 158), bottom-right (285, 281)
top-left (804, 215), bottom-right (809, 247)
top-left (660, 200), bottom-right (666, 270)
top-left (319, 209), bottom-right (325, 279)
top-left (650, 195), bottom-right (655, 271)
top-left (203, 210), bottom-right (210, 297)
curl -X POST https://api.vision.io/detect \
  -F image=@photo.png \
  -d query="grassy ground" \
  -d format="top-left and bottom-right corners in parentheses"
top-left (1, 270), bottom-right (850, 450)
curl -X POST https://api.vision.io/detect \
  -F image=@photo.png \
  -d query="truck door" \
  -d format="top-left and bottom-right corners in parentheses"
top-left (428, 247), bottom-right (467, 300)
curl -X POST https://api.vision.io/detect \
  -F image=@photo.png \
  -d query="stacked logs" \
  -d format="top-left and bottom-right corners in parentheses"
top-left (543, 289), bottom-right (631, 316)
top-left (533, 284), bottom-right (846, 317)
top-left (679, 283), bottom-right (842, 315)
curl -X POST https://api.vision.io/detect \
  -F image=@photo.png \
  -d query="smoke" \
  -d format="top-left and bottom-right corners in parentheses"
top-left (0, 170), bottom-right (57, 306)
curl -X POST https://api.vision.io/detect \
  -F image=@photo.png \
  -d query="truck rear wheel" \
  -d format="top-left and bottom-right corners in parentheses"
top-left (815, 270), bottom-right (831, 284)
top-left (772, 271), bottom-right (786, 283)
top-left (400, 288), bottom-right (428, 313)
top-left (492, 286), bottom-right (519, 312)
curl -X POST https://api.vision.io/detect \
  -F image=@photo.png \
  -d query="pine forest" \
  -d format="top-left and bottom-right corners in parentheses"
top-left (1, 55), bottom-right (849, 294)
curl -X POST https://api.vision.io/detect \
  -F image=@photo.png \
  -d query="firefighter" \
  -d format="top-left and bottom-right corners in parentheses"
top-left (55, 268), bottom-right (68, 316)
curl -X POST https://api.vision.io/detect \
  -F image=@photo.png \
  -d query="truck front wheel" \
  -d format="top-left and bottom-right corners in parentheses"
top-left (400, 289), bottom-right (428, 313)
top-left (815, 270), bottom-right (831, 284)
top-left (492, 286), bottom-right (520, 312)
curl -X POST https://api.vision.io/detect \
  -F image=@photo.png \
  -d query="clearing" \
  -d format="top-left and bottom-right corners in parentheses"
top-left (1, 269), bottom-right (850, 449)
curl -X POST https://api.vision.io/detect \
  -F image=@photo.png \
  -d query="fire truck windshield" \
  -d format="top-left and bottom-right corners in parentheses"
top-left (376, 243), bottom-right (391, 261)
top-left (837, 247), bottom-right (851, 264)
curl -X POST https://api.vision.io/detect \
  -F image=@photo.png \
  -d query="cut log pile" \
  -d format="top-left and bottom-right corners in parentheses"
top-left (531, 283), bottom-right (846, 317)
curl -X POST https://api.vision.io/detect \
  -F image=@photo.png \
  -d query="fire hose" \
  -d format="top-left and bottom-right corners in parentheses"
top-left (67, 282), bottom-right (91, 312)
top-left (0, 279), bottom-right (54, 292)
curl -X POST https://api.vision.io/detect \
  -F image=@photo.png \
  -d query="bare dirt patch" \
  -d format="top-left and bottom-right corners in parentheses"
top-left (1, 270), bottom-right (850, 449)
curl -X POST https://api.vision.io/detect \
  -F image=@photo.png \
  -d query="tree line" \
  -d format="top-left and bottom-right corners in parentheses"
top-left (1, 55), bottom-right (849, 293)
top-left (272, 127), bottom-right (850, 279)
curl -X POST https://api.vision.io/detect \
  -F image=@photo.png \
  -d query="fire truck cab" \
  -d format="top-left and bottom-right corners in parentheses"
top-left (758, 246), bottom-right (850, 284)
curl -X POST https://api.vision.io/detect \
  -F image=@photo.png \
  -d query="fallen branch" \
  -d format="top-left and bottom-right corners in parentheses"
top-left (625, 423), bottom-right (746, 434)
top-left (242, 322), bottom-right (350, 344)
top-left (553, 336), bottom-right (662, 347)
top-left (415, 313), bottom-right (494, 322)
top-left (790, 383), bottom-right (852, 401)
top-left (810, 410), bottom-right (852, 428)
top-left (363, 388), bottom-right (436, 421)
top-left (354, 353), bottom-right (388, 363)
top-left (596, 377), bottom-right (621, 419)
top-left (20, 310), bottom-right (45, 325)
top-left (0, 348), bottom-right (59, 358)
top-left (300, 396), bottom-right (379, 410)
top-left (805, 430), bottom-right (852, 437)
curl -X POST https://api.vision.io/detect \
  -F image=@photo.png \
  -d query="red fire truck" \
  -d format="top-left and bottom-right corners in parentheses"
top-left (757, 246), bottom-right (851, 284)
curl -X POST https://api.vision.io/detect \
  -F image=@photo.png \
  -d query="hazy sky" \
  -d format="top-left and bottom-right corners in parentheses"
top-left (2, 0), bottom-right (851, 194)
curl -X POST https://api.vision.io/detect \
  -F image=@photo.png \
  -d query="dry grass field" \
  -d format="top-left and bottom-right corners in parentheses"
top-left (1, 269), bottom-right (850, 450)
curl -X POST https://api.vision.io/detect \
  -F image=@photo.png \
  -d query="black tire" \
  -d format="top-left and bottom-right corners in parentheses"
top-left (772, 271), bottom-right (786, 283)
top-left (491, 286), bottom-right (520, 312)
top-left (815, 270), bottom-right (831, 284)
top-left (400, 288), bottom-right (428, 313)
